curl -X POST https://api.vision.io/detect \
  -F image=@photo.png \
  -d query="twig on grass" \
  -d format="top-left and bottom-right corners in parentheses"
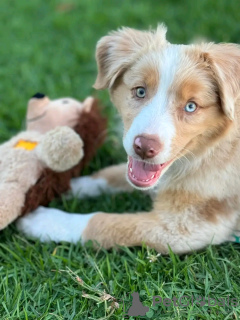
top-left (58, 267), bottom-right (119, 320)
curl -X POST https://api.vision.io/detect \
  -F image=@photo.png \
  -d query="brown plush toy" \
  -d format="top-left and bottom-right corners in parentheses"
top-left (0, 93), bottom-right (106, 230)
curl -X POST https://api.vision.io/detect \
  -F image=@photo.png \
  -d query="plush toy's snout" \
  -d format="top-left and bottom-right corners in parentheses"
top-left (27, 92), bottom-right (50, 122)
top-left (32, 92), bottom-right (45, 99)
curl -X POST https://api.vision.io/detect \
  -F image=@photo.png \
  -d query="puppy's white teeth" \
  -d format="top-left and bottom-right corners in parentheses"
top-left (151, 175), bottom-right (155, 179)
top-left (132, 174), bottom-right (135, 178)
top-left (146, 179), bottom-right (150, 182)
top-left (130, 168), bottom-right (132, 172)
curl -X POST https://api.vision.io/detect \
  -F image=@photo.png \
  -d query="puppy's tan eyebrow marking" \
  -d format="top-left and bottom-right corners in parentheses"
top-left (175, 81), bottom-right (204, 101)
top-left (141, 67), bottom-right (159, 89)
top-left (125, 56), bottom-right (160, 92)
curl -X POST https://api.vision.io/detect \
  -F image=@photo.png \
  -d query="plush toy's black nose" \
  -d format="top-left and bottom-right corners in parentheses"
top-left (32, 92), bottom-right (45, 99)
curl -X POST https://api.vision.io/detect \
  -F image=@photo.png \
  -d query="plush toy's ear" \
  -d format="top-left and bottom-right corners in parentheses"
top-left (27, 93), bottom-right (50, 120)
top-left (93, 24), bottom-right (168, 90)
top-left (81, 96), bottom-right (95, 113)
top-left (202, 43), bottom-right (240, 120)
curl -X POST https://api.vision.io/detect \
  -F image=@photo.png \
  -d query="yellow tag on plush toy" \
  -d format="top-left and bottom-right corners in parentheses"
top-left (14, 140), bottom-right (38, 151)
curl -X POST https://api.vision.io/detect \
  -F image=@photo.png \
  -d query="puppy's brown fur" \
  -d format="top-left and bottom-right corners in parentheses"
top-left (81, 26), bottom-right (240, 254)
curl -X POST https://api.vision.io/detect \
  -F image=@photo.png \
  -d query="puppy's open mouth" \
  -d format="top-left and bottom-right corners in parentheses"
top-left (127, 156), bottom-right (172, 188)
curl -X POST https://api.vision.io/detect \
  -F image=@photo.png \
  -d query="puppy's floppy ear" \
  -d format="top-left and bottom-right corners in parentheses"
top-left (202, 43), bottom-right (240, 120)
top-left (93, 24), bottom-right (168, 90)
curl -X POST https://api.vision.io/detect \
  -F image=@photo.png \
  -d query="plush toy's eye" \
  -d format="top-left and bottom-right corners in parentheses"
top-left (136, 87), bottom-right (146, 98)
top-left (184, 101), bottom-right (197, 113)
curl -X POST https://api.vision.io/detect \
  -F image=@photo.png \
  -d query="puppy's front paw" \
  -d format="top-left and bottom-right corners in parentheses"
top-left (69, 176), bottom-right (109, 199)
top-left (17, 206), bottom-right (96, 243)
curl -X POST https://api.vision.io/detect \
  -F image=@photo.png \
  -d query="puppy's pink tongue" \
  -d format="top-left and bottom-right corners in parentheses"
top-left (131, 158), bottom-right (162, 180)
top-left (128, 156), bottom-right (172, 188)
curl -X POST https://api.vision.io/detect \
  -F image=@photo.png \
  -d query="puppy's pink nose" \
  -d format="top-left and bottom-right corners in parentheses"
top-left (133, 135), bottom-right (162, 159)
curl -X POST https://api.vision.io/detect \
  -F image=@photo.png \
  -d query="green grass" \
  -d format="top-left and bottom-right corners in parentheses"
top-left (1, 0), bottom-right (240, 319)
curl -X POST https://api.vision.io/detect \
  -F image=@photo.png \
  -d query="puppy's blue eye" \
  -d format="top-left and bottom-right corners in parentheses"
top-left (136, 87), bottom-right (146, 98)
top-left (184, 102), bottom-right (197, 113)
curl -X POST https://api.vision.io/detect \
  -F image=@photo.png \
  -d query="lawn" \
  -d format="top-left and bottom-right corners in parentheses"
top-left (1, 0), bottom-right (240, 319)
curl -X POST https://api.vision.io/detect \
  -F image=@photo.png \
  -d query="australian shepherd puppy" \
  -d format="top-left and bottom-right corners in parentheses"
top-left (18, 25), bottom-right (240, 254)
